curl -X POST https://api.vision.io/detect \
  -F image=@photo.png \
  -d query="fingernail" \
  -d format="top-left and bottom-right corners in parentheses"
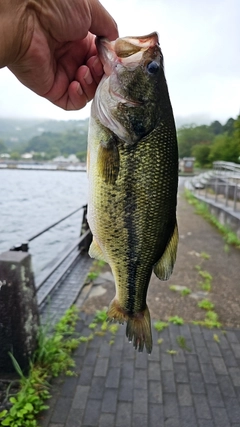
top-left (84, 69), bottom-right (93, 85)
top-left (77, 83), bottom-right (83, 95)
top-left (92, 57), bottom-right (104, 77)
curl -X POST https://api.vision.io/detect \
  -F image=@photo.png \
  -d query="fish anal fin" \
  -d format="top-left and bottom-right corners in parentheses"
top-left (89, 238), bottom-right (107, 262)
top-left (108, 299), bottom-right (153, 354)
top-left (98, 138), bottom-right (119, 184)
top-left (154, 222), bottom-right (178, 281)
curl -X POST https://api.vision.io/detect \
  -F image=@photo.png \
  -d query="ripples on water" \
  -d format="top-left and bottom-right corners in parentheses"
top-left (0, 169), bottom-right (88, 278)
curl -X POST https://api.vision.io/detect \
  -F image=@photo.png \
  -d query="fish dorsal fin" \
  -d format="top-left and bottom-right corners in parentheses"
top-left (89, 238), bottom-right (108, 262)
top-left (154, 222), bottom-right (178, 281)
top-left (98, 137), bottom-right (120, 184)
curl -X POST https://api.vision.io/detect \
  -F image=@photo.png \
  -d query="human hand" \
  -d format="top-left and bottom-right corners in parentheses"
top-left (1, 0), bottom-right (118, 110)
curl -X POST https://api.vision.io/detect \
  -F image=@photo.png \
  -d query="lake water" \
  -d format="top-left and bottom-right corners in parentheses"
top-left (0, 169), bottom-right (88, 277)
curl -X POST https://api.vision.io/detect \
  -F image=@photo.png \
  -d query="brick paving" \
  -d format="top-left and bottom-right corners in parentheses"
top-left (39, 312), bottom-right (240, 427)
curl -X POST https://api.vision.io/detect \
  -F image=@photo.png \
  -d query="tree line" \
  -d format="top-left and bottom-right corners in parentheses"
top-left (177, 115), bottom-right (240, 167)
top-left (0, 128), bottom-right (88, 162)
top-left (0, 115), bottom-right (239, 166)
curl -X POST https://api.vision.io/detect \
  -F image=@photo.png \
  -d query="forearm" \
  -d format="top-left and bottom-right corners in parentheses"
top-left (0, 0), bottom-right (30, 68)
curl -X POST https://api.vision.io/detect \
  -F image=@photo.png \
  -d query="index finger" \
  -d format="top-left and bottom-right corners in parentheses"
top-left (88, 0), bottom-right (119, 41)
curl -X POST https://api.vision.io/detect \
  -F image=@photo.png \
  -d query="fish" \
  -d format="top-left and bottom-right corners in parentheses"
top-left (87, 32), bottom-right (179, 353)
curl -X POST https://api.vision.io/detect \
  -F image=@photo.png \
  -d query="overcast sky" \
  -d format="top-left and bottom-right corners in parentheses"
top-left (0, 0), bottom-right (239, 126)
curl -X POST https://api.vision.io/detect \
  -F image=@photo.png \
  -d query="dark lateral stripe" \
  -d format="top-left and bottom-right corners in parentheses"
top-left (123, 148), bottom-right (137, 315)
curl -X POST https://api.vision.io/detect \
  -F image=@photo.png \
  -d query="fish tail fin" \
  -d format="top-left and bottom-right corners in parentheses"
top-left (108, 299), bottom-right (152, 353)
top-left (126, 305), bottom-right (152, 354)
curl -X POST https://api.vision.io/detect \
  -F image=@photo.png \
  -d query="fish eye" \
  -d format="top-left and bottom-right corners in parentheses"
top-left (147, 61), bottom-right (159, 74)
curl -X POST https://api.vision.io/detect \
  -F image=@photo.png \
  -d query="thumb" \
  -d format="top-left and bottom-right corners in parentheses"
top-left (88, 0), bottom-right (118, 41)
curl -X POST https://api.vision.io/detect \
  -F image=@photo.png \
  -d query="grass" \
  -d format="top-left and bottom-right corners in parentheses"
top-left (185, 189), bottom-right (240, 248)
top-left (86, 260), bottom-right (107, 282)
top-left (195, 265), bottom-right (213, 292)
top-left (153, 321), bottom-right (169, 332)
top-left (181, 288), bottom-right (191, 296)
top-left (200, 252), bottom-right (211, 260)
top-left (198, 299), bottom-right (215, 311)
top-left (168, 316), bottom-right (184, 325)
top-left (0, 306), bottom-right (82, 427)
top-left (176, 336), bottom-right (192, 352)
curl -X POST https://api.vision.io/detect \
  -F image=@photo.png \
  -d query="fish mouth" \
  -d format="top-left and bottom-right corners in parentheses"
top-left (96, 32), bottom-right (159, 76)
top-left (96, 32), bottom-right (159, 106)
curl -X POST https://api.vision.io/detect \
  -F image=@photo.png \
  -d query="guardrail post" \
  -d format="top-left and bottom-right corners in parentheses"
top-left (79, 205), bottom-right (92, 251)
top-left (0, 250), bottom-right (39, 374)
top-left (225, 182), bottom-right (229, 207)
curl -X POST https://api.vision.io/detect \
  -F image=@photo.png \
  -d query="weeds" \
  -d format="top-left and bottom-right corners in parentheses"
top-left (198, 299), bottom-right (215, 311)
top-left (0, 306), bottom-right (81, 427)
top-left (166, 349), bottom-right (178, 355)
top-left (168, 316), bottom-right (184, 325)
top-left (153, 321), bottom-right (169, 332)
top-left (176, 336), bottom-right (192, 352)
top-left (200, 252), bottom-right (211, 260)
top-left (213, 334), bottom-right (220, 343)
top-left (94, 309), bottom-right (108, 323)
top-left (195, 266), bottom-right (212, 292)
top-left (181, 288), bottom-right (191, 296)
top-left (185, 190), bottom-right (240, 248)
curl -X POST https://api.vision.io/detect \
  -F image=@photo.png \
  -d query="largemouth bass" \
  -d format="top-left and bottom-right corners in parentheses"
top-left (87, 32), bottom-right (178, 353)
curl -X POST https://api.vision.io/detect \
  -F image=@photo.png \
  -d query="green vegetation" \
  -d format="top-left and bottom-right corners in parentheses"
top-left (185, 190), bottom-right (240, 248)
top-left (168, 316), bottom-right (184, 325)
top-left (166, 349), bottom-right (178, 355)
top-left (176, 336), bottom-right (192, 352)
top-left (169, 285), bottom-right (177, 292)
top-left (153, 321), bottom-right (169, 332)
top-left (1, 115), bottom-right (239, 163)
top-left (94, 309), bottom-right (108, 323)
top-left (200, 252), bottom-right (211, 260)
top-left (193, 310), bottom-right (222, 329)
top-left (86, 260), bottom-right (107, 284)
top-left (213, 334), bottom-right (220, 343)
top-left (0, 305), bottom-right (122, 427)
top-left (181, 288), bottom-right (191, 296)
top-left (169, 285), bottom-right (191, 296)
top-left (178, 115), bottom-right (240, 167)
top-left (0, 306), bottom-right (82, 427)
top-left (198, 299), bottom-right (215, 310)
top-left (0, 118), bottom-right (89, 160)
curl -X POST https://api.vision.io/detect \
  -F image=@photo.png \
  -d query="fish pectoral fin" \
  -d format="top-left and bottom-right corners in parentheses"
top-left (154, 222), bottom-right (178, 281)
top-left (89, 238), bottom-right (108, 262)
top-left (98, 138), bottom-right (120, 184)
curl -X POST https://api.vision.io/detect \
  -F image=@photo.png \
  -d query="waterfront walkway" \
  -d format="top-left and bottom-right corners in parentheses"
top-left (39, 313), bottom-right (240, 427)
top-left (38, 180), bottom-right (240, 427)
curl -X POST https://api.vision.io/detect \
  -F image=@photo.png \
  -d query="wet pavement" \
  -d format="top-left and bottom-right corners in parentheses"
top-left (38, 178), bottom-right (240, 427)
top-left (38, 309), bottom-right (240, 427)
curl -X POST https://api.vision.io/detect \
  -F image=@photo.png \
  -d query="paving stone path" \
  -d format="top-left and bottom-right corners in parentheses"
top-left (39, 312), bottom-right (240, 427)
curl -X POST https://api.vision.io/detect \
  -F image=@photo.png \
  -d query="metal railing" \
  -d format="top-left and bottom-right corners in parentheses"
top-left (10, 204), bottom-right (92, 294)
top-left (191, 162), bottom-right (240, 213)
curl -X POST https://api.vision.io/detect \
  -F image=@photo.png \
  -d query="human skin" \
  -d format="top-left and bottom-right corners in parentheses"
top-left (0, 0), bottom-right (118, 110)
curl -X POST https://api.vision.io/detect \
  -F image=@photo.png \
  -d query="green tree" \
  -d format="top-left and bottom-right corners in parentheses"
top-left (0, 139), bottom-right (7, 153)
top-left (192, 144), bottom-right (211, 167)
top-left (177, 125), bottom-right (214, 158)
top-left (223, 117), bottom-right (235, 135)
top-left (76, 151), bottom-right (87, 162)
top-left (209, 120), bottom-right (223, 135)
top-left (209, 133), bottom-right (240, 163)
top-left (10, 151), bottom-right (21, 160)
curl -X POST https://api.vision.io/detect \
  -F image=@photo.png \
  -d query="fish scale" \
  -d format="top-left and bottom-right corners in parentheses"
top-left (87, 32), bottom-right (178, 353)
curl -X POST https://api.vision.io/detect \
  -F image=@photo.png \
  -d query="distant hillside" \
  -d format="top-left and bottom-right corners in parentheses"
top-left (0, 118), bottom-right (89, 149)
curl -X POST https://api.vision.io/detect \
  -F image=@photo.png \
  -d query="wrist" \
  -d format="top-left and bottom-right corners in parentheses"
top-left (0, 0), bottom-right (30, 68)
